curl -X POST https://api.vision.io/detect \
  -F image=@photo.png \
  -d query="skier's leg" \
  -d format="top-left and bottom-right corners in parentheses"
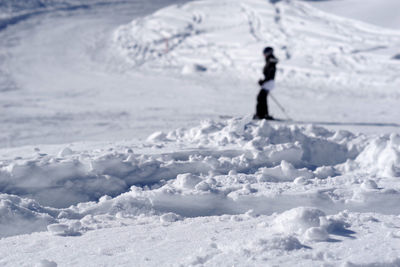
top-left (265, 90), bottom-right (269, 118)
top-left (255, 89), bottom-right (267, 119)
top-left (265, 90), bottom-right (274, 120)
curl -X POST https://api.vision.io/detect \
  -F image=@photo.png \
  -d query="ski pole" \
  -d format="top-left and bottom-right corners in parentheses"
top-left (269, 93), bottom-right (292, 121)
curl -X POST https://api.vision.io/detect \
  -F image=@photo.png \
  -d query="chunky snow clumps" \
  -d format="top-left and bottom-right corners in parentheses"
top-left (1, 118), bottom-right (400, 237)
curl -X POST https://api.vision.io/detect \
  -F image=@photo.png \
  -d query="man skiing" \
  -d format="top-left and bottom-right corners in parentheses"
top-left (254, 46), bottom-right (278, 120)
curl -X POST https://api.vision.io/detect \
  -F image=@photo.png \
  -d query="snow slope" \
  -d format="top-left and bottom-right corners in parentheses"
top-left (0, 0), bottom-right (195, 147)
top-left (1, 0), bottom-right (400, 266)
top-left (1, 0), bottom-right (400, 148)
top-left (306, 0), bottom-right (400, 30)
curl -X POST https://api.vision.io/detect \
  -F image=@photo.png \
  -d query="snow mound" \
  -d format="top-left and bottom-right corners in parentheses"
top-left (273, 207), bottom-right (352, 241)
top-left (160, 212), bottom-right (181, 223)
top-left (0, 194), bottom-right (56, 238)
top-left (354, 133), bottom-right (400, 177)
top-left (174, 173), bottom-right (202, 189)
top-left (1, 118), bottom-right (400, 238)
top-left (273, 207), bottom-right (325, 235)
top-left (157, 118), bottom-right (355, 167)
top-left (0, 118), bottom-right (356, 209)
top-left (257, 160), bottom-right (313, 182)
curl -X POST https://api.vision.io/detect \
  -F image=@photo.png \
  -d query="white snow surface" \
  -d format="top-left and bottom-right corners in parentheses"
top-left (307, 0), bottom-right (400, 30)
top-left (1, 0), bottom-right (400, 266)
top-left (1, 0), bottom-right (400, 147)
top-left (2, 118), bottom-right (400, 265)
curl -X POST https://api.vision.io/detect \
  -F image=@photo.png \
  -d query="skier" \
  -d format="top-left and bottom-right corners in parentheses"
top-left (254, 46), bottom-right (278, 120)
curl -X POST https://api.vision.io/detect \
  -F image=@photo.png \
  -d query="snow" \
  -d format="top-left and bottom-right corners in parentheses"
top-left (1, 118), bottom-right (400, 264)
top-left (0, 194), bottom-right (55, 237)
top-left (35, 259), bottom-right (58, 267)
top-left (113, 0), bottom-right (400, 93)
top-left (2, 0), bottom-right (400, 147)
top-left (1, 0), bottom-right (400, 265)
top-left (307, 0), bottom-right (400, 30)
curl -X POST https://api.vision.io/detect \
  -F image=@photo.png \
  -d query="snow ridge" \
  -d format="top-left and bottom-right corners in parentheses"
top-left (1, 118), bottom-right (400, 239)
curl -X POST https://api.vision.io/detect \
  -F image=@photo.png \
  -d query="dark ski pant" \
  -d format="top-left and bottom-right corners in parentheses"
top-left (256, 89), bottom-right (269, 118)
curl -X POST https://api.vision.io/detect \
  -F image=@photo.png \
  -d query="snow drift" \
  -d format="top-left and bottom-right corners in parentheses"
top-left (1, 118), bottom-right (400, 238)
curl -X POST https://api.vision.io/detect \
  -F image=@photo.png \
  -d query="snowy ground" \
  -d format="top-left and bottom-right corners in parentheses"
top-left (1, 0), bottom-right (400, 148)
top-left (1, 0), bottom-right (400, 266)
top-left (307, 0), bottom-right (400, 30)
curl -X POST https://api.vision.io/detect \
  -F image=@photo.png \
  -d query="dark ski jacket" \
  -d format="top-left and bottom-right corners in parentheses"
top-left (259, 54), bottom-right (278, 85)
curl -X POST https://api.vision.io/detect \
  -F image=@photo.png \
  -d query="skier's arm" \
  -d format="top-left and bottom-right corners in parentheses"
top-left (269, 57), bottom-right (278, 64)
top-left (265, 56), bottom-right (278, 81)
top-left (259, 64), bottom-right (268, 85)
top-left (259, 56), bottom-right (278, 85)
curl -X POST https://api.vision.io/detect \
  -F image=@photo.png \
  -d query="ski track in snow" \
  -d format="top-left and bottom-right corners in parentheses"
top-left (1, 0), bottom-right (400, 266)
top-left (1, 0), bottom-right (400, 148)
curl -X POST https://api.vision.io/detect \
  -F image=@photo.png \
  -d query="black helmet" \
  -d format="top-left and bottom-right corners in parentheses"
top-left (263, 46), bottom-right (273, 55)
